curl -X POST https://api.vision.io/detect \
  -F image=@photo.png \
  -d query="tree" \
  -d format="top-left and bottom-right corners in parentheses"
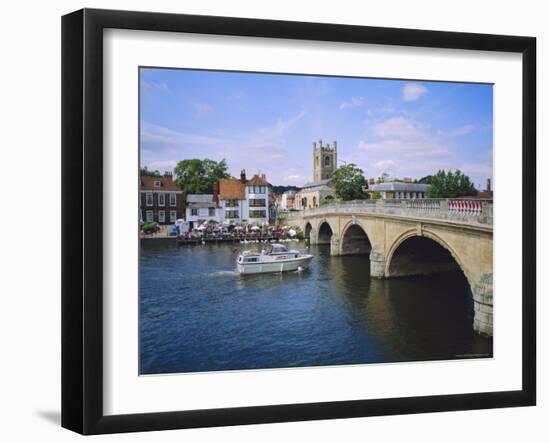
top-left (426, 169), bottom-right (477, 198)
top-left (174, 158), bottom-right (230, 194)
top-left (418, 175), bottom-right (434, 185)
top-left (332, 164), bottom-right (367, 201)
top-left (140, 166), bottom-right (161, 176)
top-left (370, 191), bottom-right (382, 200)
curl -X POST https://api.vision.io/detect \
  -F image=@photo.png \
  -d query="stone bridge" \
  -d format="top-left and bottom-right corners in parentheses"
top-left (279, 199), bottom-right (493, 336)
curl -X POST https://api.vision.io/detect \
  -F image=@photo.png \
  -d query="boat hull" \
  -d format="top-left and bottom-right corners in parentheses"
top-left (237, 255), bottom-right (313, 275)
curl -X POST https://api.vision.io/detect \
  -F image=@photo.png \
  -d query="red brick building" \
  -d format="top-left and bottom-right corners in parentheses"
top-left (140, 172), bottom-right (184, 224)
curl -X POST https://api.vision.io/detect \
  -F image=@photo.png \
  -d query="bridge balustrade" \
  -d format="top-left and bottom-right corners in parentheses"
top-left (280, 198), bottom-right (493, 226)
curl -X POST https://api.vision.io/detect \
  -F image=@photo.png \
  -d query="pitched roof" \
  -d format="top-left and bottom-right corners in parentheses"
top-left (301, 178), bottom-right (332, 189)
top-left (219, 178), bottom-right (245, 200)
top-left (246, 174), bottom-right (271, 186)
top-left (186, 194), bottom-right (215, 203)
top-left (140, 174), bottom-right (180, 191)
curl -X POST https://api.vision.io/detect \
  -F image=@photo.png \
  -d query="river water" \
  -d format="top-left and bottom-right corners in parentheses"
top-left (140, 240), bottom-right (492, 375)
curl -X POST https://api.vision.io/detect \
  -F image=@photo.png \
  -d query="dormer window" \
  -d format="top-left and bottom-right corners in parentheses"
top-left (154, 180), bottom-right (162, 187)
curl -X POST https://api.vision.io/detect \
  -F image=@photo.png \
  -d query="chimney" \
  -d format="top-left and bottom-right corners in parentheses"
top-left (261, 173), bottom-right (266, 180)
top-left (240, 169), bottom-right (247, 184)
top-left (486, 178), bottom-right (491, 193)
top-left (212, 181), bottom-right (220, 206)
top-left (163, 171), bottom-right (172, 177)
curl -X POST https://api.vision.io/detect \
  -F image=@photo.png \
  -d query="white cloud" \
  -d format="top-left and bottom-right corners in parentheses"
top-left (352, 115), bottom-right (454, 180)
top-left (437, 124), bottom-right (477, 137)
top-left (339, 96), bottom-right (363, 110)
top-left (141, 122), bottom-right (225, 151)
top-left (402, 83), bottom-right (429, 101)
top-left (144, 160), bottom-right (178, 173)
top-left (141, 80), bottom-right (169, 93)
top-left (282, 174), bottom-right (304, 185)
top-left (141, 110), bottom-right (308, 186)
top-left (254, 109), bottom-right (306, 146)
top-left (372, 116), bottom-right (428, 141)
top-left (373, 159), bottom-right (396, 170)
top-left (190, 101), bottom-right (214, 117)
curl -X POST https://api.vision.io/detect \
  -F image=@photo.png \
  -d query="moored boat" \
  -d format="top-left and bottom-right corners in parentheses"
top-left (236, 243), bottom-right (313, 274)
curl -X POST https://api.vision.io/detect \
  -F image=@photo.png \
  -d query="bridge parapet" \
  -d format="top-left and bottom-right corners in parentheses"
top-left (282, 198), bottom-right (493, 227)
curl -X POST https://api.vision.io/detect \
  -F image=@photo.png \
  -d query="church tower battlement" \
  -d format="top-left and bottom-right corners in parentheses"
top-left (313, 139), bottom-right (337, 181)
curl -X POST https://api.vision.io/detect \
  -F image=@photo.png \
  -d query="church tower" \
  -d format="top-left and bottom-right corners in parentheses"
top-left (313, 140), bottom-right (337, 181)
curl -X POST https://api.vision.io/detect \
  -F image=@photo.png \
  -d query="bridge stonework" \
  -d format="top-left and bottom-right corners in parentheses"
top-left (280, 199), bottom-right (493, 336)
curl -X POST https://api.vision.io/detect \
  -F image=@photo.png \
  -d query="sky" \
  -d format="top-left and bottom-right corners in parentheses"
top-left (140, 68), bottom-right (493, 189)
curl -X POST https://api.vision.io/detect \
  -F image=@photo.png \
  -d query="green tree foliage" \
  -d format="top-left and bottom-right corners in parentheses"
top-left (332, 164), bottom-right (367, 201)
top-left (369, 191), bottom-right (382, 200)
top-left (426, 169), bottom-right (477, 198)
top-left (140, 166), bottom-right (161, 176)
top-left (174, 159), bottom-right (230, 194)
top-left (418, 175), bottom-right (434, 185)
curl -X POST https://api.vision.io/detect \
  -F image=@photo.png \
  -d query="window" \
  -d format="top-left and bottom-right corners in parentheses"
top-left (170, 210), bottom-right (177, 222)
top-left (191, 208), bottom-right (198, 216)
top-left (225, 199), bottom-right (238, 207)
top-left (252, 185), bottom-right (265, 194)
top-left (146, 192), bottom-right (153, 206)
top-left (249, 210), bottom-right (266, 218)
top-left (225, 210), bottom-right (239, 219)
top-left (145, 210), bottom-right (153, 222)
top-left (158, 210), bottom-right (165, 223)
top-left (249, 198), bottom-right (266, 207)
top-left (170, 193), bottom-right (176, 206)
top-left (158, 193), bottom-right (165, 206)
top-left (154, 180), bottom-right (161, 187)
top-left (325, 156), bottom-right (330, 166)
top-left (208, 208), bottom-right (215, 216)
top-left (313, 196), bottom-right (317, 207)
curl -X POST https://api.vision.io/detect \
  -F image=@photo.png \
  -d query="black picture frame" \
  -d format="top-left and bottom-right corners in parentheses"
top-left (62, 8), bottom-right (536, 435)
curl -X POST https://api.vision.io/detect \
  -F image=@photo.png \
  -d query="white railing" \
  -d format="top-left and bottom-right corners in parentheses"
top-left (448, 199), bottom-right (484, 215)
top-left (279, 198), bottom-right (493, 226)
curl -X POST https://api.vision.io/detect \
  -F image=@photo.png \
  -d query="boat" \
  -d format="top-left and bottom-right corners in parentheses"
top-left (236, 243), bottom-right (313, 275)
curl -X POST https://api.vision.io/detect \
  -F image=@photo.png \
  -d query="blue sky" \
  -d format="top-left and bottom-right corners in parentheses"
top-left (140, 68), bottom-right (493, 189)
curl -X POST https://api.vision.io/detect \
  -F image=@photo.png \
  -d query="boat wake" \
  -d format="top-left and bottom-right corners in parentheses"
top-left (209, 270), bottom-right (239, 277)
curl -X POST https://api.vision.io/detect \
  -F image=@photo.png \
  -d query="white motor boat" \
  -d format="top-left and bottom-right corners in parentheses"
top-left (236, 243), bottom-right (313, 275)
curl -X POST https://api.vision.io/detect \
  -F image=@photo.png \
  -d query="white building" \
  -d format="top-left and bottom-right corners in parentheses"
top-left (280, 190), bottom-right (297, 211)
top-left (218, 170), bottom-right (272, 225)
top-left (368, 181), bottom-right (430, 199)
top-left (185, 194), bottom-right (223, 228)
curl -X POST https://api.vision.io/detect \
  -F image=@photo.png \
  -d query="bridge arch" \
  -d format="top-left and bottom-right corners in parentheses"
top-left (317, 220), bottom-right (334, 244)
top-left (385, 229), bottom-right (473, 289)
top-left (304, 222), bottom-right (312, 239)
top-left (340, 221), bottom-right (372, 256)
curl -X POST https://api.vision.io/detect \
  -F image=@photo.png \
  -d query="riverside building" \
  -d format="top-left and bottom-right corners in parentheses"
top-left (140, 172), bottom-right (185, 224)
